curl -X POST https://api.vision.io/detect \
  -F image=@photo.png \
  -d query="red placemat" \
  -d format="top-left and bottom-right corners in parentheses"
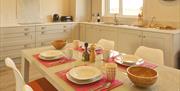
top-left (105, 58), bottom-right (158, 71)
top-left (55, 69), bottom-right (123, 91)
top-left (33, 54), bottom-right (75, 68)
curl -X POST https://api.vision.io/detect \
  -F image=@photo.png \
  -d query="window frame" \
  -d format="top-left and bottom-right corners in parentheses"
top-left (104, 0), bottom-right (143, 18)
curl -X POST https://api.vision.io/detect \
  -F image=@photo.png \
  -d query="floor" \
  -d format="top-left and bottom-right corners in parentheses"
top-left (0, 63), bottom-right (42, 91)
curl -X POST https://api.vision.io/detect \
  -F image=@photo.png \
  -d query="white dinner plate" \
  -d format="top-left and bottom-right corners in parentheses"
top-left (40, 50), bottom-right (64, 59)
top-left (69, 66), bottom-right (102, 81)
top-left (38, 55), bottom-right (62, 61)
top-left (115, 55), bottom-right (144, 66)
top-left (66, 72), bottom-right (103, 85)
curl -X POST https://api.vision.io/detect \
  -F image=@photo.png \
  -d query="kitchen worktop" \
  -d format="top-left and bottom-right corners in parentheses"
top-left (1, 22), bottom-right (180, 34)
top-left (80, 22), bottom-right (180, 34)
top-left (0, 22), bottom-right (78, 28)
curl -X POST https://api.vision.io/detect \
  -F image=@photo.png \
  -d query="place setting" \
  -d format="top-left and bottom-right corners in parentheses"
top-left (102, 51), bottom-right (158, 71)
top-left (56, 63), bottom-right (123, 91)
top-left (33, 40), bottom-right (76, 67)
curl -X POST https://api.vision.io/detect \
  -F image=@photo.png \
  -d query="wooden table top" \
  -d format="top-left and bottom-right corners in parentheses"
top-left (21, 46), bottom-right (180, 91)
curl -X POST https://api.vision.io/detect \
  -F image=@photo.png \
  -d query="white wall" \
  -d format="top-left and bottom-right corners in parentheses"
top-left (143, 0), bottom-right (180, 27)
top-left (0, 0), bottom-right (70, 25)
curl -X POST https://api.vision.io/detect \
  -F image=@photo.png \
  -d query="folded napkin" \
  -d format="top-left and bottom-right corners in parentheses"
top-left (33, 54), bottom-right (75, 68)
top-left (104, 57), bottom-right (158, 71)
top-left (56, 69), bottom-right (123, 91)
top-left (139, 61), bottom-right (158, 69)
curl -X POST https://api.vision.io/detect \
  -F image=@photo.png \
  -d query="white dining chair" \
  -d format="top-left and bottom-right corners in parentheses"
top-left (97, 39), bottom-right (115, 50)
top-left (5, 57), bottom-right (57, 91)
top-left (134, 46), bottom-right (164, 65)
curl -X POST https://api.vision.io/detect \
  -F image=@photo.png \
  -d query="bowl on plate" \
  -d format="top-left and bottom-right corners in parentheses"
top-left (51, 40), bottom-right (66, 49)
top-left (127, 66), bottom-right (158, 88)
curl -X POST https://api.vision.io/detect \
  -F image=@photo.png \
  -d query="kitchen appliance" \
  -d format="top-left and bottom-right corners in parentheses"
top-left (53, 14), bottom-right (60, 22)
top-left (60, 16), bottom-right (73, 22)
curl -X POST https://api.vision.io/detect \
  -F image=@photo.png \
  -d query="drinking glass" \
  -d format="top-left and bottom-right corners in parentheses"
top-left (73, 40), bottom-right (80, 49)
top-left (105, 63), bottom-right (117, 82)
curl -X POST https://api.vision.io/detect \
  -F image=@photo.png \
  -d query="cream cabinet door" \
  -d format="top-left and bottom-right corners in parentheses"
top-left (142, 32), bottom-right (172, 67)
top-left (85, 25), bottom-right (101, 43)
top-left (80, 24), bottom-right (86, 41)
top-left (117, 29), bottom-right (142, 54)
top-left (71, 24), bottom-right (80, 42)
top-left (99, 26), bottom-right (118, 50)
top-left (36, 24), bottom-right (73, 47)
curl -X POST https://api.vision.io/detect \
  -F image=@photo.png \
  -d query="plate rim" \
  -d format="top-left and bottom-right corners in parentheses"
top-left (66, 72), bottom-right (103, 85)
top-left (68, 66), bottom-right (102, 80)
top-left (40, 50), bottom-right (63, 58)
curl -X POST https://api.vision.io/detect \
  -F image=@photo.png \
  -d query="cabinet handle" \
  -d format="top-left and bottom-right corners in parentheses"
top-left (41, 27), bottom-right (46, 30)
top-left (41, 42), bottom-right (46, 46)
top-left (41, 31), bottom-right (45, 34)
top-left (24, 44), bottom-right (28, 48)
top-left (24, 28), bottom-right (29, 31)
top-left (64, 30), bottom-right (67, 32)
top-left (24, 33), bottom-right (29, 36)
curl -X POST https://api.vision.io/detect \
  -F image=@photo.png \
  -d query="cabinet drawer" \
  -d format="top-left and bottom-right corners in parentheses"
top-left (36, 41), bottom-right (51, 47)
top-left (2, 26), bottom-right (35, 34)
top-left (0, 43), bottom-right (34, 52)
top-left (0, 32), bottom-right (35, 42)
top-left (36, 30), bottom-right (72, 41)
top-left (0, 44), bottom-right (35, 59)
top-left (1, 40), bottom-right (35, 47)
top-left (36, 24), bottom-right (72, 31)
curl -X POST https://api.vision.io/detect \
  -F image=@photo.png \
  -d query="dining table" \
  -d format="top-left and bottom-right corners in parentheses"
top-left (21, 44), bottom-right (180, 91)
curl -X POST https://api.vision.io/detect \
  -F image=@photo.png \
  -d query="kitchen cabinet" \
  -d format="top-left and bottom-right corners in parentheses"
top-left (71, 23), bottom-right (80, 41)
top-left (36, 24), bottom-right (75, 47)
top-left (84, 24), bottom-right (118, 49)
top-left (117, 29), bottom-right (142, 54)
top-left (141, 32), bottom-right (173, 67)
top-left (81, 23), bottom-right (180, 68)
top-left (0, 23), bottom-right (79, 63)
top-left (17, 0), bottom-right (41, 23)
top-left (118, 29), bottom-right (180, 67)
top-left (85, 25), bottom-right (101, 43)
top-left (79, 24), bottom-right (86, 41)
top-left (70, 0), bottom-right (91, 22)
top-left (0, 26), bottom-right (35, 59)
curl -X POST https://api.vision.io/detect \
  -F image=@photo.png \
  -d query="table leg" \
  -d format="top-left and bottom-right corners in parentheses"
top-left (21, 57), bottom-right (30, 83)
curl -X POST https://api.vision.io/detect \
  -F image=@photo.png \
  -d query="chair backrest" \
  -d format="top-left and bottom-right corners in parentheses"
top-left (5, 58), bottom-right (33, 91)
top-left (134, 46), bottom-right (164, 65)
top-left (97, 39), bottom-right (115, 50)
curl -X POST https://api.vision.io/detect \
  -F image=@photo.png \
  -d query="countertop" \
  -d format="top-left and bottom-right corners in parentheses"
top-left (1, 22), bottom-right (180, 34)
top-left (80, 22), bottom-right (180, 34)
top-left (0, 22), bottom-right (78, 28)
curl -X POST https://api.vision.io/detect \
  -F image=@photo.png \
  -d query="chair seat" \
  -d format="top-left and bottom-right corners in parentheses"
top-left (28, 78), bottom-right (57, 91)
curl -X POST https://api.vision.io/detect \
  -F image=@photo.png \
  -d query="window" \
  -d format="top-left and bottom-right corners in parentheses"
top-left (109, 0), bottom-right (119, 14)
top-left (105, 0), bottom-right (143, 17)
